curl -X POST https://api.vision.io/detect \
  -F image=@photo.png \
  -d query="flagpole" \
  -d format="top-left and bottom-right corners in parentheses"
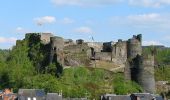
top-left (91, 36), bottom-right (96, 68)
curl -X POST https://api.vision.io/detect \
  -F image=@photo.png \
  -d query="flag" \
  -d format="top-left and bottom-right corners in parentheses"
top-left (91, 36), bottom-right (94, 41)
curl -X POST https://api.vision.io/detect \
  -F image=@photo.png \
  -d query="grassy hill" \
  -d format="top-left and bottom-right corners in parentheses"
top-left (49, 67), bottom-right (142, 99)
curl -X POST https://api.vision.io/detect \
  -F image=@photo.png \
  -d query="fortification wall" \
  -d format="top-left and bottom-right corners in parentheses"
top-left (124, 61), bottom-right (131, 80)
top-left (40, 33), bottom-right (53, 44)
top-left (64, 43), bottom-right (90, 54)
top-left (113, 41), bottom-right (127, 60)
top-left (95, 52), bottom-right (112, 61)
top-left (102, 42), bottom-right (113, 52)
top-left (64, 39), bottom-right (74, 46)
top-left (87, 42), bottom-right (103, 52)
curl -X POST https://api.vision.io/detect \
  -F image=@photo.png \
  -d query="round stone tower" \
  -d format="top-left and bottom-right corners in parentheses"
top-left (126, 34), bottom-right (155, 93)
top-left (50, 36), bottom-right (64, 65)
top-left (139, 54), bottom-right (155, 93)
top-left (125, 34), bottom-right (142, 80)
top-left (127, 34), bottom-right (142, 59)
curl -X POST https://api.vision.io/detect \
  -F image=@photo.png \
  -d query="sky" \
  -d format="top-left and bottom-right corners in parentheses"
top-left (0, 0), bottom-right (170, 49)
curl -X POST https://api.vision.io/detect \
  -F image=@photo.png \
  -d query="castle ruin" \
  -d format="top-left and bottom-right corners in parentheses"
top-left (22, 33), bottom-right (155, 93)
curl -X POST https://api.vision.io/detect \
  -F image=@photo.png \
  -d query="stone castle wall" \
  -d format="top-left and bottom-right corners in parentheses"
top-left (95, 52), bottom-right (112, 61)
top-left (87, 42), bottom-right (103, 52)
top-left (24, 33), bottom-right (142, 69)
top-left (40, 33), bottom-right (53, 44)
top-left (112, 41), bottom-right (127, 64)
top-left (23, 33), bottom-right (155, 93)
top-left (64, 43), bottom-right (90, 54)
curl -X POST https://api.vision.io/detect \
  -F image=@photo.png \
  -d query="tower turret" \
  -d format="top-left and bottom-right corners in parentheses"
top-left (127, 34), bottom-right (155, 93)
top-left (139, 54), bottom-right (155, 93)
top-left (50, 36), bottom-right (64, 65)
top-left (127, 34), bottom-right (142, 59)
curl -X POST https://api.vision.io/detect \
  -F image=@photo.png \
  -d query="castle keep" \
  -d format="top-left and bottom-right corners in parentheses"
top-left (22, 33), bottom-right (155, 93)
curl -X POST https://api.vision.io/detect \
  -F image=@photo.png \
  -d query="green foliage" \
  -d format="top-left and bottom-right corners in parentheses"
top-left (46, 63), bottom-right (56, 75)
top-left (113, 73), bottom-right (142, 94)
top-left (6, 40), bottom-right (35, 91)
top-left (0, 62), bottom-right (10, 89)
top-left (57, 68), bottom-right (142, 99)
top-left (0, 49), bottom-right (10, 62)
top-left (27, 38), bottom-right (45, 73)
top-left (26, 33), bottom-right (63, 75)
top-left (31, 74), bottom-right (59, 92)
top-left (155, 48), bottom-right (170, 65)
top-left (60, 67), bottom-right (90, 98)
top-left (52, 54), bottom-right (63, 77)
top-left (155, 65), bottom-right (170, 98)
top-left (143, 47), bottom-right (170, 65)
top-left (155, 65), bottom-right (170, 82)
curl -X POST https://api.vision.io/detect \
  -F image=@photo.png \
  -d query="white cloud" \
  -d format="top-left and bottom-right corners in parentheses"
top-left (0, 37), bottom-right (17, 43)
top-left (110, 13), bottom-right (170, 47)
top-left (143, 41), bottom-right (163, 46)
top-left (128, 13), bottom-right (170, 30)
top-left (51, 0), bottom-right (123, 6)
top-left (61, 17), bottom-right (74, 24)
top-left (51, 0), bottom-right (81, 6)
top-left (51, 0), bottom-right (170, 7)
top-left (129, 0), bottom-right (170, 8)
top-left (34, 16), bottom-right (56, 25)
top-left (16, 27), bottom-right (23, 31)
top-left (127, 13), bottom-right (160, 22)
top-left (110, 13), bottom-right (170, 31)
top-left (74, 26), bottom-right (93, 34)
top-left (126, 13), bottom-right (164, 27)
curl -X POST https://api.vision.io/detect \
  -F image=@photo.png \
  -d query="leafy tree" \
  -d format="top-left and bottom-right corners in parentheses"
top-left (0, 49), bottom-right (10, 62)
top-left (6, 40), bottom-right (35, 91)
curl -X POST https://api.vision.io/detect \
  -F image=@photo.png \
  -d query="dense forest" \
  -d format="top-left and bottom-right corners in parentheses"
top-left (0, 37), bottom-right (170, 99)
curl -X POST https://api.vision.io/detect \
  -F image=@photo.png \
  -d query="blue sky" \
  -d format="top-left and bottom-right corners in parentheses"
top-left (0, 0), bottom-right (170, 49)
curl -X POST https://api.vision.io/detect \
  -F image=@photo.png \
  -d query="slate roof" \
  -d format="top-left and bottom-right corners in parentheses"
top-left (18, 89), bottom-right (46, 100)
top-left (130, 93), bottom-right (153, 100)
top-left (46, 93), bottom-right (62, 100)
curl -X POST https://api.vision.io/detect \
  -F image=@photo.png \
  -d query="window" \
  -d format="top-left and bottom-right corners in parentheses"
top-left (54, 47), bottom-right (56, 51)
